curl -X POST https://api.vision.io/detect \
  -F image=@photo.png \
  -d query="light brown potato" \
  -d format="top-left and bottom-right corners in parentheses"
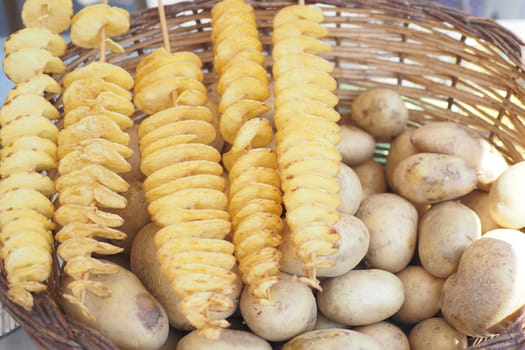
top-left (314, 313), bottom-right (348, 330)
top-left (351, 88), bottom-right (409, 140)
top-left (394, 266), bottom-right (445, 324)
top-left (109, 180), bottom-right (150, 254)
top-left (240, 272), bottom-right (317, 342)
top-left (356, 193), bottom-right (417, 273)
top-left (419, 201), bottom-right (481, 278)
top-left (393, 153), bottom-right (477, 204)
top-left (176, 329), bottom-right (271, 350)
top-left (352, 159), bottom-right (387, 201)
top-left (441, 229), bottom-right (525, 336)
top-left (411, 122), bottom-right (508, 190)
top-left (160, 328), bottom-right (185, 350)
top-left (280, 213), bottom-right (369, 278)
top-left (356, 322), bottom-right (410, 350)
top-left (62, 264), bottom-right (169, 350)
top-left (317, 269), bottom-right (404, 326)
top-left (409, 318), bottom-right (468, 350)
top-left (488, 161), bottom-right (525, 229)
top-left (283, 329), bottom-right (383, 350)
top-left (460, 190), bottom-right (500, 233)
top-left (337, 163), bottom-right (362, 215)
top-left (385, 127), bottom-right (418, 190)
top-left (337, 125), bottom-right (376, 166)
top-left (130, 223), bottom-right (242, 330)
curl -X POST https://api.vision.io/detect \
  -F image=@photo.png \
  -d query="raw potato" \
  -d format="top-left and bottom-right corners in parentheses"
top-left (160, 329), bottom-right (185, 350)
top-left (280, 213), bottom-right (369, 278)
top-left (356, 193), bottom-right (417, 273)
top-left (419, 201), bottom-right (481, 278)
top-left (282, 329), bottom-right (383, 350)
top-left (409, 318), bottom-right (468, 350)
top-left (441, 229), bottom-right (525, 336)
top-left (488, 161), bottom-right (525, 229)
top-left (176, 329), bottom-right (271, 350)
top-left (130, 223), bottom-right (242, 330)
top-left (460, 191), bottom-right (500, 233)
top-left (62, 264), bottom-right (169, 350)
top-left (385, 127), bottom-right (418, 190)
top-left (394, 266), bottom-right (445, 324)
top-left (337, 163), bottom-right (362, 215)
top-left (352, 159), bottom-right (387, 201)
top-left (410, 121), bottom-right (508, 190)
top-left (356, 322), bottom-right (410, 350)
top-left (317, 269), bottom-right (404, 326)
top-left (393, 153), bottom-right (477, 204)
top-left (351, 88), bottom-right (409, 140)
top-left (240, 272), bottom-right (317, 342)
top-left (337, 125), bottom-right (375, 166)
top-left (314, 313), bottom-right (348, 330)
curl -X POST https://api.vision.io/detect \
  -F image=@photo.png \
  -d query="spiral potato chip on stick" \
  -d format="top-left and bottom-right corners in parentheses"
top-left (54, 0), bottom-right (134, 319)
top-left (272, 4), bottom-right (343, 288)
top-left (211, 0), bottom-right (284, 304)
top-left (0, 0), bottom-right (73, 310)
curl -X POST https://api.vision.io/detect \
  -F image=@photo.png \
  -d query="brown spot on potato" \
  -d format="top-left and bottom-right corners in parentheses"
top-left (135, 293), bottom-right (163, 330)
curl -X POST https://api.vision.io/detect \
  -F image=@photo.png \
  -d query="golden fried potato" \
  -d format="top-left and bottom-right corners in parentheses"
top-left (0, 94), bottom-right (60, 125)
top-left (4, 27), bottom-right (67, 55)
top-left (6, 74), bottom-right (61, 101)
top-left (63, 62), bottom-right (134, 90)
top-left (21, 0), bottom-right (73, 34)
top-left (3, 48), bottom-right (65, 84)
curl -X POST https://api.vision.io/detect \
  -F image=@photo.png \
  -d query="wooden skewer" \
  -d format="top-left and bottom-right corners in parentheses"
top-left (99, 0), bottom-right (109, 62)
top-left (158, 0), bottom-right (171, 53)
top-left (299, 0), bottom-right (305, 5)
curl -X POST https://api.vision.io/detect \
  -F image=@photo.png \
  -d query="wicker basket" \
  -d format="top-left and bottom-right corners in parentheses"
top-left (1, 0), bottom-right (525, 349)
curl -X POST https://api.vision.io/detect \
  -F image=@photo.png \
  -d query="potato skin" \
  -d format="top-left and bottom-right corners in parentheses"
top-left (488, 161), bottom-right (525, 229)
top-left (411, 121), bottom-right (508, 190)
top-left (62, 264), bottom-right (169, 350)
top-left (409, 318), bottom-right (467, 350)
top-left (240, 272), bottom-right (317, 342)
top-left (317, 269), bottom-right (404, 326)
top-left (352, 159), bottom-right (387, 201)
top-left (337, 163), bottom-right (362, 215)
top-left (282, 329), bottom-right (383, 350)
top-left (441, 229), bottom-right (525, 336)
top-left (337, 125), bottom-right (376, 166)
top-left (280, 213), bottom-right (369, 278)
top-left (460, 190), bottom-right (500, 233)
top-left (418, 201), bottom-right (482, 278)
top-left (386, 127), bottom-right (418, 190)
top-left (356, 322), bottom-right (410, 350)
top-left (176, 329), bottom-right (271, 350)
top-left (130, 223), bottom-right (242, 330)
top-left (357, 193), bottom-right (417, 273)
top-left (351, 88), bottom-right (409, 140)
top-left (393, 153), bottom-right (477, 204)
top-left (394, 266), bottom-right (445, 324)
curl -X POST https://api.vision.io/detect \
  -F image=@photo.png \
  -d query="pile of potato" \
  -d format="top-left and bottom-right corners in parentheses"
top-left (60, 85), bottom-right (525, 350)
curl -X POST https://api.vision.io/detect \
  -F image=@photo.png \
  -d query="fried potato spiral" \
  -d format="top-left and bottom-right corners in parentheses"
top-left (0, 0), bottom-right (73, 310)
top-left (272, 5), bottom-right (342, 288)
top-left (134, 48), bottom-right (237, 331)
top-left (211, 0), bottom-right (283, 303)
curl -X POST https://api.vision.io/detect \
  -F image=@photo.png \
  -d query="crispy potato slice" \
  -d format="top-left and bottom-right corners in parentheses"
top-left (64, 256), bottom-right (119, 280)
top-left (273, 36), bottom-right (331, 60)
top-left (4, 245), bottom-right (52, 274)
top-left (231, 198), bottom-right (282, 229)
top-left (215, 36), bottom-right (262, 65)
top-left (6, 74), bottom-right (61, 102)
top-left (134, 78), bottom-right (207, 114)
top-left (149, 188), bottom-right (227, 214)
top-left (152, 208), bottom-right (229, 227)
top-left (138, 106), bottom-right (212, 138)
top-left (278, 143), bottom-right (341, 169)
top-left (55, 164), bottom-right (129, 192)
top-left (0, 149), bottom-right (56, 176)
top-left (63, 62), bottom-right (134, 90)
top-left (273, 4), bottom-right (324, 27)
top-left (214, 50), bottom-right (265, 75)
top-left (277, 131), bottom-right (335, 155)
top-left (0, 209), bottom-right (55, 230)
top-left (135, 62), bottom-right (203, 94)
top-left (141, 143), bottom-right (221, 176)
top-left (64, 104), bottom-right (133, 130)
top-left (229, 167), bottom-right (280, 196)
top-left (155, 220), bottom-right (232, 247)
top-left (57, 237), bottom-right (122, 261)
top-left (280, 159), bottom-right (340, 179)
top-left (275, 116), bottom-right (340, 145)
top-left (283, 187), bottom-right (340, 211)
top-left (57, 138), bottom-right (132, 159)
top-left (21, 0), bottom-right (73, 34)
top-left (219, 78), bottom-right (270, 113)
top-left (217, 60), bottom-right (268, 96)
top-left (59, 183), bottom-right (127, 208)
top-left (54, 205), bottom-right (123, 228)
top-left (70, 4), bottom-right (129, 51)
top-left (212, 23), bottom-right (258, 46)
top-left (140, 135), bottom-right (197, 159)
top-left (1, 135), bottom-right (57, 159)
top-left (274, 67), bottom-right (337, 94)
top-left (275, 84), bottom-right (338, 108)
top-left (3, 48), bottom-right (65, 84)
top-left (4, 27), bottom-right (67, 55)
top-left (58, 115), bottom-right (130, 146)
top-left (273, 20), bottom-right (329, 43)
top-left (220, 100), bottom-right (270, 144)
top-left (0, 188), bottom-right (54, 217)
top-left (272, 52), bottom-right (334, 79)
top-left (144, 160), bottom-right (223, 193)
top-left (0, 172), bottom-right (55, 196)
top-left (211, 0), bottom-right (254, 18)
top-left (139, 120), bottom-right (216, 150)
top-left (146, 174), bottom-right (226, 202)
top-left (63, 91), bottom-right (134, 116)
top-left (58, 146), bottom-right (131, 175)
top-left (212, 15), bottom-right (257, 43)
top-left (229, 149), bottom-right (277, 181)
top-left (63, 78), bottom-right (131, 106)
top-left (286, 205), bottom-right (340, 230)
top-left (274, 99), bottom-right (340, 129)
top-left (0, 223), bottom-right (52, 245)
top-left (55, 222), bottom-right (126, 241)
top-left (230, 183), bottom-right (282, 216)
top-left (230, 118), bottom-right (273, 152)
top-left (136, 49), bottom-right (201, 77)
top-left (162, 264), bottom-right (237, 294)
top-left (0, 115), bottom-right (58, 147)
top-left (281, 173), bottom-right (340, 194)
top-left (0, 95), bottom-right (59, 125)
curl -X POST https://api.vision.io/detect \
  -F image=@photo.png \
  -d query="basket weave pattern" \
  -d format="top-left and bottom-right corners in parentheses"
top-left (1, 0), bottom-right (525, 348)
